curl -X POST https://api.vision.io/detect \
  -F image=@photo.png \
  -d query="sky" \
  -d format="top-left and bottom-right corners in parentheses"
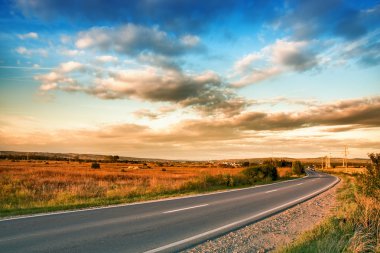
top-left (0, 0), bottom-right (379, 160)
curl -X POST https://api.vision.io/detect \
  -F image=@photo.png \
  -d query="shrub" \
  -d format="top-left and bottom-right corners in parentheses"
top-left (292, 160), bottom-right (304, 175)
top-left (242, 161), bottom-right (250, 167)
top-left (242, 164), bottom-right (278, 184)
top-left (161, 168), bottom-right (167, 172)
top-left (358, 153), bottom-right (380, 200)
top-left (91, 162), bottom-right (100, 169)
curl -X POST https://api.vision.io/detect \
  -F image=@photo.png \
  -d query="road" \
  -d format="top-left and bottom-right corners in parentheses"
top-left (0, 170), bottom-right (338, 253)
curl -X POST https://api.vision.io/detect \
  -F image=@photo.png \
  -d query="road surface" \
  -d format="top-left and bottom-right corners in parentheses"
top-left (0, 170), bottom-right (338, 253)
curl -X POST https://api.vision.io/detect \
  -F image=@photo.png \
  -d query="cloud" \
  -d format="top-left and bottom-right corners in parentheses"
top-left (137, 52), bottom-right (181, 70)
top-left (133, 109), bottom-right (161, 120)
top-left (251, 97), bottom-right (319, 107)
top-left (15, 47), bottom-right (29, 55)
top-left (75, 24), bottom-right (203, 57)
top-left (337, 31), bottom-right (380, 67)
top-left (234, 96), bottom-right (380, 131)
top-left (231, 39), bottom-right (319, 87)
top-left (232, 67), bottom-right (282, 88)
top-left (15, 47), bottom-right (48, 57)
top-left (35, 61), bottom-right (84, 91)
top-left (270, 40), bottom-right (318, 71)
top-left (280, 1), bottom-right (380, 41)
top-left (60, 49), bottom-right (83, 57)
top-left (95, 55), bottom-right (118, 63)
top-left (18, 32), bottom-right (38, 40)
top-left (233, 53), bottom-right (262, 74)
top-left (59, 61), bottom-right (84, 72)
top-left (35, 62), bottom-right (249, 116)
top-left (3, 97), bottom-right (379, 159)
top-left (0, 97), bottom-right (380, 159)
top-left (133, 106), bottom-right (178, 120)
top-left (180, 35), bottom-right (200, 47)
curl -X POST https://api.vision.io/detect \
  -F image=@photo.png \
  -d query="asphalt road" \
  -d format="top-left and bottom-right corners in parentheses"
top-left (0, 170), bottom-right (338, 253)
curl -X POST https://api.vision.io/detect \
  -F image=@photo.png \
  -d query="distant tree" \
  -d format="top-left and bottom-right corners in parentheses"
top-left (242, 161), bottom-right (250, 167)
top-left (263, 159), bottom-right (275, 166)
top-left (242, 164), bottom-right (278, 183)
top-left (91, 162), bottom-right (100, 169)
top-left (292, 160), bottom-right (304, 175)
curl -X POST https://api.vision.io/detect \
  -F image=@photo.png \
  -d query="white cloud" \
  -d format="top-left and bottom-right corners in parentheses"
top-left (15, 47), bottom-right (48, 57)
top-left (15, 47), bottom-right (29, 55)
top-left (35, 61), bottom-right (85, 92)
top-left (233, 53), bottom-right (262, 74)
top-left (18, 32), bottom-right (38, 40)
top-left (35, 62), bottom-right (248, 116)
top-left (75, 24), bottom-right (202, 56)
top-left (180, 35), bottom-right (200, 47)
top-left (95, 55), bottom-right (118, 63)
top-left (269, 40), bottom-right (317, 71)
top-left (232, 67), bottom-right (282, 88)
top-left (60, 35), bottom-right (71, 44)
top-left (61, 49), bottom-right (83, 57)
top-left (59, 61), bottom-right (84, 73)
top-left (231, 39), bottom-right (319, 87)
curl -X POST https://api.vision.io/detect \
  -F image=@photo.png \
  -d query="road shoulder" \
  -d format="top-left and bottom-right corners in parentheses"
top-left (183, 179), bottom-right (341, 253)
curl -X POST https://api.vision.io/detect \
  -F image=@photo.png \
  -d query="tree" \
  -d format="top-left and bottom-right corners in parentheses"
top-left (242, 161), bottom-right (250, 167)
top-left (91, 162), bottom-right (100, 169)
top-left (292, 160), bottom-right (304, 175)
top-left (360, 153), bottom-right (380, 199)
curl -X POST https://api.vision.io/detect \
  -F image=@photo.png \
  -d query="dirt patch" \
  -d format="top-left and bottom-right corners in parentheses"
top-left (183, 181), bottom-right (341, 253)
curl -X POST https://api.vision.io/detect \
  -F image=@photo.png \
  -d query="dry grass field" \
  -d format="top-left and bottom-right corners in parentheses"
top-left (0, 160), bottom-right (301, 217)
top-left (321, 166), bottom-right (366, 175)
top-left (0, 160), bottom-right (245, 216)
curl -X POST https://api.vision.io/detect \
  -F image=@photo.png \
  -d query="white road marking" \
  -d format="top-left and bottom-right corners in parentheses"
top-left (163, 204), bottom-right (209, 214)
top-left (144, 176), bottom-right (339, 253)
top-left (265, 189), bottom-right (278, 193)
top-left (295, 183), bottom-right (303, 186)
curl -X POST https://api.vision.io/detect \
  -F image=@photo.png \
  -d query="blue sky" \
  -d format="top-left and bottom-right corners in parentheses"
top-left (0, 0), bottom-right (379, 159)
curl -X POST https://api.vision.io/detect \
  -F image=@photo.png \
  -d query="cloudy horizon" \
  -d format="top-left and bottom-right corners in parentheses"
top-left (0, 0), bottom-right (379, 160)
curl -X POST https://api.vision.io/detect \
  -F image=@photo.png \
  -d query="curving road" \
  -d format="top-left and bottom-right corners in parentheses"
top-left (0, 170), bottom-right (338, 253)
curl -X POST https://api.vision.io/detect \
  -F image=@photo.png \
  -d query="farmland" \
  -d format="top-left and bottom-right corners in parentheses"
top-left (0, 159), bottom-right (297, 217)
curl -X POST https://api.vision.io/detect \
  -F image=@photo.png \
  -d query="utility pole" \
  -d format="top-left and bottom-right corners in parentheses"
top-left (329, 153), bottom-right (332, 168)
top-left (326, 153), bottom-right (331, 169)
top-left (343, 146), bottom-right (348, 168)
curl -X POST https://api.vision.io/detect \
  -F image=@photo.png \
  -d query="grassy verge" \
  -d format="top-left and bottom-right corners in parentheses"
top-left (278, 172), bottom-right (380, 253)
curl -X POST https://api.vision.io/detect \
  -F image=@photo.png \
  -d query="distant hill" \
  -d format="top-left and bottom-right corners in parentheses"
top-left (222, 157), bottom-right (370, 165)
top-left (0, 151), bottom-right (167, 162)
top-left (0, 151), bottom-right (371, 164)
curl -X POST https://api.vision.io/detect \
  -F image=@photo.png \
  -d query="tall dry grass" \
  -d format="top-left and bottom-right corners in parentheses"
top-left (280, 170), bottom-right (380, 252)
top-left (0, 160), bottom-right (301, 217)
top-left (0, 160), bottom-right (243, 216)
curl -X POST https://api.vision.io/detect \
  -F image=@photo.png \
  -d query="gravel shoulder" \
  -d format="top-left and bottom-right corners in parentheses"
top-left (183, 180), bottom-right (341, 253)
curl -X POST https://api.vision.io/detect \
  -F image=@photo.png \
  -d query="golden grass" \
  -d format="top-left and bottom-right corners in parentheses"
top-left (279, 174), bottom-right (380, 253)
top-left (321, 166), bottom-right (366, 175)
top-left (277, 167), bottom-right (292, 177)
top-left (0, 160), bottom-right (244, 215)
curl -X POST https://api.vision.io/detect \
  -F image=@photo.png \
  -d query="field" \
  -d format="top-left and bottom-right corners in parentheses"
top-left (0, 160), bottom-right (297, 217)
top-left (321, 166), bottom-right (366, 175)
